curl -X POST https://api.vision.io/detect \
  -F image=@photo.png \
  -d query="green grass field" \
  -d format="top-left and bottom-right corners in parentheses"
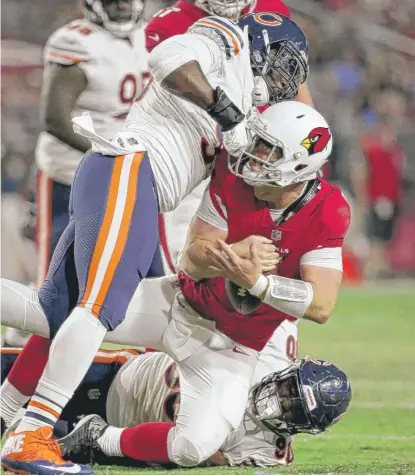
top-left (3, 284), bottom-right (415, 474)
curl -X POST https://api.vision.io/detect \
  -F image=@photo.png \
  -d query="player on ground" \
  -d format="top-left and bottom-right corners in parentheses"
top-left (1, 342), bottom-right (351, 468)
top-left (0, 13), bottom-right (310, 475)
top-left (0, 0), bottom-right (148, 446)
top-left (145, 0), bottom-right (314, 273)
top-left (1, 100), bottom-right (349, 472)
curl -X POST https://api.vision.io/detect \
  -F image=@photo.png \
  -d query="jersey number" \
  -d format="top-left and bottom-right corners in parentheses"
top-left (154, 6), bottom-right (181, 18)
top-left (163, 363), bottom-right (180, 422)
top-left (119, 74), bottom-right (138, 105)
top-left (286, 334), bottom-right (297, 360)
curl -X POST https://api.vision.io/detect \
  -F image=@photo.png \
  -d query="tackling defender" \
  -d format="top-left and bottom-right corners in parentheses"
top-left (145, 0), bottom-right (314, 273)
top-left (0, 12), bottom-right (310, 475)
top-left (1, 342), bottom-right (351, 468)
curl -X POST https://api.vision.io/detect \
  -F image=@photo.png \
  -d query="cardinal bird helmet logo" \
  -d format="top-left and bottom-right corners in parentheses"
top-left (301, 127), bottom-right (331, 155)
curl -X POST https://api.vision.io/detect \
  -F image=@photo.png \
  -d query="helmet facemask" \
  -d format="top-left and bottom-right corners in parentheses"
top-left (251, 38), bottom-right (309, 103)
top-left (195, 0), bottom-right (255, 19)
top-left (248, 361), bottom-right (320, 436)
top-left (229, 113), bottom-right (309, 188)
top-left (83, 0), bottom-right (143, 38)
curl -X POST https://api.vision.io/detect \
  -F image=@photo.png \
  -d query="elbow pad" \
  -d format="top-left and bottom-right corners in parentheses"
top-left (206, 87), bottom-right (245, 132)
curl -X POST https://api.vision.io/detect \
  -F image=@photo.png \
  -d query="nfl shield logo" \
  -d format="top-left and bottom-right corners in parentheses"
top-left (272, 229), bottom-right (282, 241)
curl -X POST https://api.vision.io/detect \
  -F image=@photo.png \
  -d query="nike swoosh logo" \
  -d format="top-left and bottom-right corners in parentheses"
top-left (148, 33), bottom-right (160, 42)
top-left (232, 345), bottom-right (249, 356)
top-left (36, 463), bottom-right (83, 474)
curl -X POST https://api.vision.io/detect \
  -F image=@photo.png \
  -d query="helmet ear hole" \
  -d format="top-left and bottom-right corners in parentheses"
top-left (294, 164), bottom-right (307, 172)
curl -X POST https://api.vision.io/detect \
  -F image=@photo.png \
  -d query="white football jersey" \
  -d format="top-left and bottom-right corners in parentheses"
top-left (124, 17), bottom-right (254, 213)
top-left (36, 19), bottom-right (148, 185)
top-left (106, 351), bottom-right (179, 427)
top-left (106, 321), bottom-right (297, 467)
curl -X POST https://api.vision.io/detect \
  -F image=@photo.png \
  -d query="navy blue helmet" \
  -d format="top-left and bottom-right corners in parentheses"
top-left (238, 12), bottom-right (309, 104)
top-left (249, 358), bottom-right (352, 436)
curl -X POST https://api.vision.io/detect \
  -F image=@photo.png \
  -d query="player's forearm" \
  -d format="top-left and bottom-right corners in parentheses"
top-left (250, 276), bottom-right (333, 324)
top-left (45, 119), bottom-right (91, 153)
top-left (180, 239), bottom-right (224, 281)
top-left (302, 282), bottom-right (337, 324)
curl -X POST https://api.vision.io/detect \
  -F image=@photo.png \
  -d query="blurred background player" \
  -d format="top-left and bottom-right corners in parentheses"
top-left (0, 0), bottom-right (148, 454)
top-left (144, 0), bottom-right (315, 274)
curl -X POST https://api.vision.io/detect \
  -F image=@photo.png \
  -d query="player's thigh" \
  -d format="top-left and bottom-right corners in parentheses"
top-left (71, 151), bottom-right (159, 331)
top-left (169, 336), bottom-right (258, 465)
top-left (38, 220), bottom-right (78, 338)
top-left (105, 275), bottom-right (177, 349)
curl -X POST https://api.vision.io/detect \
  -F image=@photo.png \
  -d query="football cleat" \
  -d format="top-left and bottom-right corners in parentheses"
top-left (59, 414), bottom-right (108, 464)
top-left (0, 426), bottom-right (94, 475)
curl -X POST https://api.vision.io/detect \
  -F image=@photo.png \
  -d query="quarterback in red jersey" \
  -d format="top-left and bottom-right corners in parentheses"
top-left (179, 101), bottom-right (350, 351)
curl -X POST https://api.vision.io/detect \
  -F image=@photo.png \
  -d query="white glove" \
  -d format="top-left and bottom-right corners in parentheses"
top-left (222, 120), bottom-right (250, 157)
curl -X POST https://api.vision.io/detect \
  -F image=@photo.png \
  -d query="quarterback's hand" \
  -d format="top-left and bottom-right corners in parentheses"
top-left (205, 239), bottom-right (262, 289)
top-left (232, 235), bottom-right (280, 273)
top-left (222, 120), bottom-right (250, 157)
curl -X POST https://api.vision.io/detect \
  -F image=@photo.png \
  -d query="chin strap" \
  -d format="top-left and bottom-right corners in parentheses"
top-left (275, 179), bottom-right (320, 225)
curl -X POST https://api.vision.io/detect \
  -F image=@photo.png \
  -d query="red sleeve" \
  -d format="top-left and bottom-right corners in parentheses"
top-left (144, 20), bottom-right (170, 52)
top-left (307, 189), bottom-right (351, 251)
top-left (208, 154), bottom-right (229, 219)
top-left (252, 0), bottom-right (291, 17)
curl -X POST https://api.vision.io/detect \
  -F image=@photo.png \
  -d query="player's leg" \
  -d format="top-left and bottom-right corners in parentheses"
top-left (0, 174), bottom-right (73, 430)
top-left (168, 336), bottom-right (259, 466)
top-left (1, 152), bottom-right (159, 475)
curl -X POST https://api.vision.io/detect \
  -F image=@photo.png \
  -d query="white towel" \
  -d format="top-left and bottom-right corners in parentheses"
top-left (72, 113), bottom-right (146, 156)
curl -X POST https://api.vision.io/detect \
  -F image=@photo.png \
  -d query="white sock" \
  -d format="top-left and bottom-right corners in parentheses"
top-left (0, 380), bottom-right (30, 427)
top-left (16, 307), bottom-right (107, 432)
top-left (97, 426), bottom-right (124, 457)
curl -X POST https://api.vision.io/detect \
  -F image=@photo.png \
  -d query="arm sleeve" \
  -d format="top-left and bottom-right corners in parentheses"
top-left (300, 247), bottom-right (343, 271)
top-left (148, 33), bottom-right (222, 83)
top-left (196, 184), bottom-right (228, 232)
top-left (305, 190), bottom-right (351, 252)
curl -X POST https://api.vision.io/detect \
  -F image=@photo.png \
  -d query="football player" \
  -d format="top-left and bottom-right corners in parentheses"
top-left (0, 0), bottom-right (148, 465)
top-left (1, 100), bottom-right (349, 472)
top-left (145, 1), bottom-right (314, 274)
top-left (1, 345), bottom-right (351, 468)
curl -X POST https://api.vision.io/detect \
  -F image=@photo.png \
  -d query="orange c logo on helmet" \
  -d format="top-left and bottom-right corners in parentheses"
top-left (253, 13), bottom-right (283, 26)
top-left (301, 127), bottom-right (331, 155)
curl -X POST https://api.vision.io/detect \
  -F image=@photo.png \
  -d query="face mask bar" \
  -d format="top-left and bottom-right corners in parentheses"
top-left (250, 362), bottom-right (317, 436)
top-left (251, 39), bottom-right (308, 103)
top-left (196, 0), bottom-right (253, 18)
top-left (228, 116), bottom-right (305, 187)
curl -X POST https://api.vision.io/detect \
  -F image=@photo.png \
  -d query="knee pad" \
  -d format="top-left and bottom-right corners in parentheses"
top-left (168, 432), bottom-right (211, 467)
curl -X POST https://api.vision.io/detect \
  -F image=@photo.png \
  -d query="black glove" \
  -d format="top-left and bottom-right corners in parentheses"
top-left (206, 87), bottom-right (245, 132)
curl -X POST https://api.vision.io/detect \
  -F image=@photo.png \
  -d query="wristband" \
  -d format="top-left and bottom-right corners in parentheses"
top-left (247, 274), bottom-right (268, 297)
top-left (206, 86), bottom-right (245, 132)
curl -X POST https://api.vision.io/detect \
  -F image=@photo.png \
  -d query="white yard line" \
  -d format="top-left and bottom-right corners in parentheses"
top-left (300, 434), bottom-right (415, 441)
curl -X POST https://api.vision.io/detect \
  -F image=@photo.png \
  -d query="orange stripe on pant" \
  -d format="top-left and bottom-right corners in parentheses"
top-left (80, 153), bottom-right (144, 317)
top-left (29, 400), bottom-right (61, 420)
top-left (36, 171), bottom-right (52, 289)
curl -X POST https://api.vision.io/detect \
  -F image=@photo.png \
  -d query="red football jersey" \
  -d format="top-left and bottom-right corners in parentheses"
top-left (179, 157), bottom-right (351, 351)
top-left (145, 0), bottom-right (291, 52)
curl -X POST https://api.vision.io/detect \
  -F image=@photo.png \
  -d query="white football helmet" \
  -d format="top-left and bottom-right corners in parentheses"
top-left (195, 0), bottom-right (255, 18)
top-left (83, 0), bottom-right (143, 38)
top-left (229, 101), bottom-right (333, 187)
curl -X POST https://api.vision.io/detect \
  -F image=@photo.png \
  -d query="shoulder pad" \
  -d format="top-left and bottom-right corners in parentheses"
top-left (45, 21), bottom-right (93, 65)
top-left (188, 16), bottom-right (245, 59)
